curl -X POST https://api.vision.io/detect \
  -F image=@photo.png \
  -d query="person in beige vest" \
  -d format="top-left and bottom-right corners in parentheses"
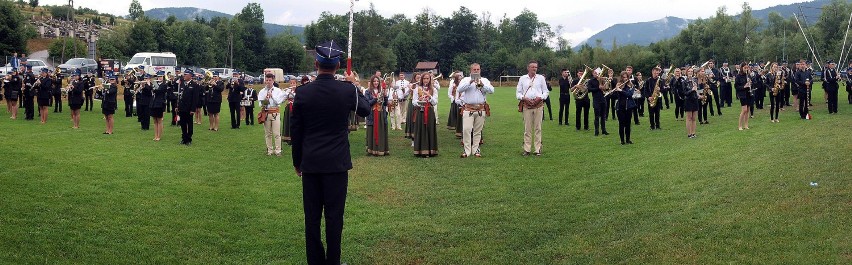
top-left (516, 60), bottom-right (549, 156)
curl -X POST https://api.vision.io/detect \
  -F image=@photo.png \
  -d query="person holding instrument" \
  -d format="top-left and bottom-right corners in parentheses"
top-left (613, 71), bottom-right (637, 145)
top-left (736, 63), bottom-right (753, 130)
top-left (151, 72), bottom-right (168, 141)
top-left (102, 74), bottom-right (118, 135)
top-left (516, 60), bottom-right (549, 156)
top-left (457, 63), bottom-right (494, 158)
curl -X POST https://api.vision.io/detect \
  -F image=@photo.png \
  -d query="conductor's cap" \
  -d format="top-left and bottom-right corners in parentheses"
top-left (315, 40), bottom-right (344, 65)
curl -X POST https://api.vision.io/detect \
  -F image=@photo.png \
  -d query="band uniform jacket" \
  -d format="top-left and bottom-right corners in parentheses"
top-left (151, 82), bottom-right (167, 109)
top-left (103, 84), bottom-right (118, 110)
top-left (137, 82), bottom-right (153, 106)
top-left (36, 77), bottom-right (53, 101)
top-left (176, 80), bottom-right (201, 113)
top-left (227, 79), bottom-right (245, 103)
top-left (69, 80), bottom-right (85, 105)
top-left (207, 80), bottom-right (224, 103)
top-left (586, 78), bottom-right (605, 104)
top-left (823, 68), bottom-right (839, 91)
top-left (291, 73), bottom-right (371, 174)
top-left (735, 74), bottom-right (751, 99)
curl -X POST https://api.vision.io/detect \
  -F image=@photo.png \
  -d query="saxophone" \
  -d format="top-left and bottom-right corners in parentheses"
top-left (771, 70), bottom-right (782, 96)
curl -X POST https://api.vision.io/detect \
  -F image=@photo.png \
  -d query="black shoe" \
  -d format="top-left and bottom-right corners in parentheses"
top-left (522, 151), bottom-right (530, 156)
top-left (576, 128), bottom-right (580, 131)
top-left (621, 141), bottom-right (626, 145)
top-left (627, 140), bottom-right (634, 144)
top-left (656, 126), bottom-right (661, 130)
top-left (602, 131), bottom-right (609, 135)
top-left (595, 131), bottom-right (599, 136)
top-left (558, 122), bottom-right (562, 125)
top-left (584, 127), bottom-right (589, 131)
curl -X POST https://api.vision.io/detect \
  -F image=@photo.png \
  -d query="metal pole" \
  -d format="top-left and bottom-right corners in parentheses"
top-left (794, 13), bottom-right (822, 70)
top-left (839, 11), bottom-right (852, 64)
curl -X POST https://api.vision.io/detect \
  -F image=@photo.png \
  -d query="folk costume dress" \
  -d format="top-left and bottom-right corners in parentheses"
top-left (281, 86), bottom-right (295, 142)
top-left (365, 87), bottom-right (389, 156)
top-left (412, 84), bottom-right (439, 156)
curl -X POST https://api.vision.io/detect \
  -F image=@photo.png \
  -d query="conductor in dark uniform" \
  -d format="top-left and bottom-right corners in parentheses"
top-left (122, 73), bottom-right (136, 117)
top-left (177, 69), bottom-right (202, 145)
top-left (137, 75), bottom-right (154, 130)
top-left (823, 60), bottom-right (839, 114)
top-left (291, 40), bottom-right (370, 265)
top-left (226, 72), bottom-right (245, 129)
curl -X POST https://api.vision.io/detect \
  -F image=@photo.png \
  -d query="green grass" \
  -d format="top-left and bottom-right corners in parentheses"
top-left (1, 86), bottom-right (850, 264)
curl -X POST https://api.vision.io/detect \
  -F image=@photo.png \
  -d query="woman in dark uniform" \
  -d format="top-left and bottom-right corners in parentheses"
top-left (206, 75), bottom-right (224, 131)
top-left (151, 73), bottom-right (168, 141)
top-left (735, 63), bottom-right (752, 130)
top-left (102, 75), bottom-right (118, 134)
top-left (4, 69), bottom-right (22, 119)
top-left (670, 67), bottom-right (685, 121)
top-left (68, 71), bottom-right (85, 129)
top-left (682, 68), bottom-right (701, 138)
top-left (614, 71), bottom-right (637, 145)
top-left (36, 68), bottom-right (54, 124)
top-left (365, 76), bottom-right (390, 156)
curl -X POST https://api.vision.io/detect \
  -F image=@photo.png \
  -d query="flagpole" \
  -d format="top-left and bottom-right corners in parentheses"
top-left (347, 0), bottom-right (355, 75)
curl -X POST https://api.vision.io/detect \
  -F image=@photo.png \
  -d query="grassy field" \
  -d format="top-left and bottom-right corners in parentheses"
top-left (1, 85), bottom-right (850, 264)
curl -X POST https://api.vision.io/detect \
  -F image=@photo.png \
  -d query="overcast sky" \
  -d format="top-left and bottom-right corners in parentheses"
top-left (42, 0), bottom-right (806, 45)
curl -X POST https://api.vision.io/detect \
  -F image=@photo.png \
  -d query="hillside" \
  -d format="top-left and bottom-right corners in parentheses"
top-left (145, 7), bottom-right (304, 37)
top-left (576, 0), bottom-right (832, 50)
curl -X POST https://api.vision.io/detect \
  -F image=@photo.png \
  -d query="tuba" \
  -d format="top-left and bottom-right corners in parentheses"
top-left (571, 66), bottom-right (591, 100)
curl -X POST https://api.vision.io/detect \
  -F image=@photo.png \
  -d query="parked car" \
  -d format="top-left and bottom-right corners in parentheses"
top-left (58, 58), bottom-right (98, 75)
top-left (207, 68), bottom-right (236, 78)
top-left (124, 52), bottom-right (178, 76)
top-left (0, 59), bottom-right (49, 75)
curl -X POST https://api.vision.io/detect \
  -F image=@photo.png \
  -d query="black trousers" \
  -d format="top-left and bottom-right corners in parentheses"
top-left (609, 97), bottom-right (618, 120)
top-left (699, 103), bottom-right (708, 122)
top-left (179, 111), bottom-right (194, 143)
top-left (229, 102), bottom-right (241, 128)
top-left (558, 96), bottom-right (570, 125)
top-left (575, 98), bottom-right (589, 130)
top-left (542, 97), bottom-right (552, 120)
top-left (826, 88), bottom-right (838, 113)
top-left (847, 89), bottom-right (852, 104)
top-left (124, 99), bottom-right (134, 117)
top-left (769, 95), bottom-right (781, 120)
top-left (138, 105), bottom-right (150, 130)
top-left (616, 109), bottom-right (632, 143)
top-left (53, 93), bottom-right (62, 112)
top-left (647, 102), bottom-right (661, 129)
top-left (302, 171), bottom-right (348, 265)
top-left (24, 98), bottom-right (34, 120)
top-left (166, 99), bottom-right (172, 113)
top-left (170, 101), bottom-right (178, 125)
top-left (798, 92), bottom-right (809, 118)
top-left (636, 97), bottom-right (645, 116)
top-left (593, 101), bottom-right (607, 133)
top-left (784, 85), bottom-right (792, 106)
top-left (710, 87), bottom-right (722, 114)
top-left (662, 90), bottom-right (671, 109)
top-left (245, 106), bottom-right (254, 125)
top-left (84, 93), bottom-right (93, 111)
top-left (674, 98), bottom-right (684, 119)
top-left (721, 83), bottom-right (733, 107)
top-left (754, 91), bottom-right (765, 109)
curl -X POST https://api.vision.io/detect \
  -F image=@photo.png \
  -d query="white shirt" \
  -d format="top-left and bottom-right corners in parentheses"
top-left (516, 74), bottom-right (549, 100)
top-left (411, 85), bottom-right (438, 107)
top-left (393, 80), bottom-right (410, 99)
top-left (457, 77), bottom-right (494, 105)
top-left (257, 85), bottom-right (285, 108)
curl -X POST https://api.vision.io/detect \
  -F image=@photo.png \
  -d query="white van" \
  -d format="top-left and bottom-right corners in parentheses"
top-left (124, 52), bottom-right (178, 75)
top-left (208, 68), bottom-right (235, 78)
top-left (263, 68), bottom-right (285, 82)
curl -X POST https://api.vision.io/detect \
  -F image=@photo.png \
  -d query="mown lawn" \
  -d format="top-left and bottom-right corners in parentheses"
top-left (1, 85), bottom-right (850, 264)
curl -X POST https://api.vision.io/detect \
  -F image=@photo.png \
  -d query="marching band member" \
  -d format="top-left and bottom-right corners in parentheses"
top-left (83, 73), bottom-right (94, 111)
top-left (516, 60), bottom-right (548, 156)
top-left (793, 60), bottom-right (811, 119)
top-left (719, 62), bottom-right (734, 107)
top-left (412, 73), bottom-right (439, 157)
top-left (682, 68), bottom-right (701, 138)
top-left (22, 66), bottom-right (36, 120)
top-left (137, 74), bottom-right (153, 131)
top-left (67, 70), bottom-right (84, 129)
top-left (365, 76), bottom-right (390, 156)
top-left (151, 72), bottom-right (168, 140)
top-left (707, 60), bottom-right (722, 115)
top-left (36, 68), bottom-right (53, 124)
top-left (102, 74), bottom-right (118, 134)
top-left (642, 66), bottom-right (662, 130)
top-left (629, 68), bottom-right (642, 125)
top-left (696, 68), bottom-right (710, 125)
top-left (167, 74), bottom-right (179, 125)
top-left (121, 71), bottom-right (136, 117)
top-left (573, 69), bottom-right (590, 131)
top-left (244, 83), bottom-right (257, 126)
top-left (404, 73), bottom-right (420, 139)
top-left (823, 60), bottom-right (839, 114)
top-left (258, 73), bottom-right (286, 156)
top-left (754, 64), bottom-right (767, 111)
top-left (671, 67), bottom-right (685, 121)
top-left (227, 71), bottom-right (244, 129)
top-left (766, 63), bottom-right (782, 123)
top-left (587, 68), bottom-right (608, 135)
top-left (206, 74), bottom-right (224, 131)
top-left (390, 72), bottom-right (409, 130)
top-left (4, 68), bottom-right (21, 119)
top-left (558, 69), bottom-right (572, 125)
top-left (457, 63), bottom-right (494, 158)
top-left (447, 72), bottom-right (461, 131)
top-left (449, 72), bottom-right (464, 138)
top-left (735, 63), bottom-right (753, 130)
top-left (846, 66), bottom-right (852, 105)
top-left (348, 75), bottom-right (362, 131)
top-left (176, 69), bottom-right (202, 145)
top-left (614, 71), bottom-right (636, 145)
top-left (782, 61), bottom-right (794, 108)
top-left (52, 69), bottom-right (63, 113)
top-left (281, 79), bottom-right (297, 143)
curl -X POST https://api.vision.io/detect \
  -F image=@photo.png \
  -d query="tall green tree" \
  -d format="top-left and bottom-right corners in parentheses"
top-left (49, 37), bottom-right (86, 60)
top-left (128, 0), bottom-right (144, 21)
top-left (0, 0), bottom-right (30, 55)
top-left (267, 34), bottom-right (306, 72)
top-left (128, 18), bottom-right (158, 55)
top-left (234, 3), bottom-right (267, 71)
